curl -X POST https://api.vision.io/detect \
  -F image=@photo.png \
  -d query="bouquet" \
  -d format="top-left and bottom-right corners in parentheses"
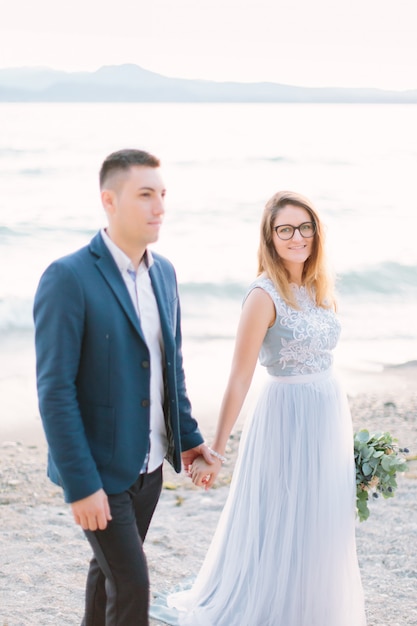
top-left (354, 430), bottom-right (408, 522)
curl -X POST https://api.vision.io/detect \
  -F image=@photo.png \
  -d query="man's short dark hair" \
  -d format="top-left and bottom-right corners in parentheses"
top-left (99, 149), bottom-right (160, 189)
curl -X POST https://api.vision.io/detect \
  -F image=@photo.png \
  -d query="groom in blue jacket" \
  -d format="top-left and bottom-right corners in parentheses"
top-left (34, 148), bottom-right (212, 625)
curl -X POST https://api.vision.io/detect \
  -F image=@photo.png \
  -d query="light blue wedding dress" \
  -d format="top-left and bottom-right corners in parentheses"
top-left (153, 277), bottom-right (367, 625)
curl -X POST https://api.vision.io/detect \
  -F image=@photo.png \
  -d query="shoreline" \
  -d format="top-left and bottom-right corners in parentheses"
top-left (1, 338), bottom-right (416, 445)
top-left (1, 367), bottom-right (417, 625)
top-left (1, 324), bottom-right (416, 444)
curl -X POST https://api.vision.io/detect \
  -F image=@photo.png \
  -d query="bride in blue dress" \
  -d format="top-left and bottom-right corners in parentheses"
top-left (164, 191), bottom-right (367, 625)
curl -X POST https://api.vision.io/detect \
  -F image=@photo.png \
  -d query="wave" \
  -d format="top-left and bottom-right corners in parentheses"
top-left (255, 155), bottom-right (288, 163)
top-left (0, 296), bottom-right (33, 332)
top-left (384, 360), bottom-right (417, 370)
top-left (18, 168), bottom-right (49, 176)
top-left (338, 262), bottom-right (417, 296)
top-left (1, 263), bottom-right (415, 332)
top-left (0, 147), bottom-right (44, 157)
top-left (173, 155), bottom-right (291, 167)
top-left (179, 281), bottom-right (246, 299)
top-left (0, 224), bottom-right (97, 240)
top-left (179, 263), bottom-right (417, 299)
top-left (0, 226), bottom-right (24, 237)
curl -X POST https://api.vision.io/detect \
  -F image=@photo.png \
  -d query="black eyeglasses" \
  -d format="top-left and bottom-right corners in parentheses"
top-left (273, 221), bottom-right (316, 241)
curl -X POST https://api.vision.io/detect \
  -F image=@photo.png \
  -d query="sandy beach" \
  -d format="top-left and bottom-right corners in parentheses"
top-left (1, 365), bottom-right (417, 626)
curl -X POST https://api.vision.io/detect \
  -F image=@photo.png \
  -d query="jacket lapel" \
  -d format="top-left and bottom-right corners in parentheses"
top-left (89, 233), bottom-right (145, 341)
top-left (149, 260), bottom-right (175, 353)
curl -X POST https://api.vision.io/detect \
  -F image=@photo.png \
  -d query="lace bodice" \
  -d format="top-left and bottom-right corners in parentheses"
top-left (246, 277), bottom-right (340, 376)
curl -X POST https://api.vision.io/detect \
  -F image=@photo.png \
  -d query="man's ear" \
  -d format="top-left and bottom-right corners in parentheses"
top-left (101, 189), bottom-right (116, 215)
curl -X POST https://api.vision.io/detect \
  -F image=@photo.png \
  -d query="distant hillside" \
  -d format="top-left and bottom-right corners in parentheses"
top-left (0, 64), bottom-right (416, 103)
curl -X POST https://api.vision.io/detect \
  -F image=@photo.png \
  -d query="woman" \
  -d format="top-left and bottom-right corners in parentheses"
top-left (169, 191), bottom-right (366, 625)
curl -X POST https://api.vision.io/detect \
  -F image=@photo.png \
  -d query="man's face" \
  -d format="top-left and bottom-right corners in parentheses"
top-left (103, 165), bottom-right (166, 251)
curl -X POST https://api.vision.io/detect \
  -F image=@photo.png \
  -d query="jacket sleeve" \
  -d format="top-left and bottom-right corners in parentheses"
top-left (173, 281), bottom-right (205, 453)
top-left (33, 261), bottom-right (103, 502)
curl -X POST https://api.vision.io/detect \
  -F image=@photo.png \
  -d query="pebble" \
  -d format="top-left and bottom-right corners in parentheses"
top-left (1, 391), bottom-right (416, 625)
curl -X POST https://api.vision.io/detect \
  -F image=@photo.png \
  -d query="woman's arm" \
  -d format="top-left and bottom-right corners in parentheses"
top-left (191, 287), bottom-right (275, 488)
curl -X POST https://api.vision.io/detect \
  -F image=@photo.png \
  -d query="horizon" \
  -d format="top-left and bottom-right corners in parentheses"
top-left (1, 63), bottom-right (416, 94)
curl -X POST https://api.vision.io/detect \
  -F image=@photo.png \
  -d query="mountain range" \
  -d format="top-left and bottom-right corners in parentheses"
top-left (1, 64), bottom-right (416, 103)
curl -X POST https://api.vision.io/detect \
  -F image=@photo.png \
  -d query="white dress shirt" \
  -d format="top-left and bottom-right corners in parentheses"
top-left (101, 229), bottom-right (167, 473)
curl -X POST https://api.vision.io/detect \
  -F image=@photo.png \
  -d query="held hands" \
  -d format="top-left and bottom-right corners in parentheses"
top-left (70, 488), bottom-right (112, 531)
top-left (190, 455), bottom-right (222, 490)
top-left (181, 442), bottom-right (214, 474)
top-left (181, 443), bottom-right (225, 489)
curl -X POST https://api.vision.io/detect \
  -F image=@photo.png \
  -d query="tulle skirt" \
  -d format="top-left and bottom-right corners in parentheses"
top-left (167, 369), bottom-right (366, 625)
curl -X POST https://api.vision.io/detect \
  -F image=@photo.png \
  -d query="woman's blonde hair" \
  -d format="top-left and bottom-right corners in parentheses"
top-left (258, 191), bottom-right (336, 310)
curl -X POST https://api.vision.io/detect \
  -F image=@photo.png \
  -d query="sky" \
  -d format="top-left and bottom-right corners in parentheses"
top-left (1, 0), bottom-right (416, 90)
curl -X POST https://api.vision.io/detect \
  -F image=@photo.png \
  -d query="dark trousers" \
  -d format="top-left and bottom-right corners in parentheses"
top-left (81, 465), bottom-right (163, 626)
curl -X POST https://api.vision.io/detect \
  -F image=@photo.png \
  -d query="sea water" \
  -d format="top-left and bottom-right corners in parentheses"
top-left (0, 102), bottom-right (416, 436)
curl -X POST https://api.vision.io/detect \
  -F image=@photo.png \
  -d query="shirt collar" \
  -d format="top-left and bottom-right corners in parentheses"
top-left (100, 228), bottom-right (154, 274)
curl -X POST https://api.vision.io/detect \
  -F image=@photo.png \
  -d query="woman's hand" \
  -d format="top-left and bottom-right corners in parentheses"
top-left (190, 455), bottom-right (222, 490)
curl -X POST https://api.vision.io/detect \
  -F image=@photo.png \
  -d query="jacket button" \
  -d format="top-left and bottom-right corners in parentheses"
top-left (141, 399), bottom-right (150, 408)
top-left (141, 360), bottom-right (150, 368)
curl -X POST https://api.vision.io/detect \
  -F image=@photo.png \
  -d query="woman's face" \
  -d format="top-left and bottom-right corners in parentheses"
top-left (272, 205), bottom-right (315, 270)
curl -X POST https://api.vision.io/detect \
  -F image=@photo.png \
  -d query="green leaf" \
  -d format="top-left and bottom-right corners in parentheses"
top-left (364, 447), bottom-right (375, 460)
top-left (381, 455), bottom-right (394, 471)
top-left (362, 462), bottom-right (372, 476)
top-left (356, 489), bottom-right (368, 501)
top-left (356, 430), bottom-right (370, 443)
top-left (373, 450), bottom-right (384, 458)
top-left (356, 499), bottom-right (370, 522)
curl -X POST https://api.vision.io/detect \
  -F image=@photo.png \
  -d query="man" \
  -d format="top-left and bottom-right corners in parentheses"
top-left (34, 149), bottom-right (212, 625)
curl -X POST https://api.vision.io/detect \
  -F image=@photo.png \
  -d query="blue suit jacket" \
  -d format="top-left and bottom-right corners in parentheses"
top-left (34, 232), bottom-right (203, 503)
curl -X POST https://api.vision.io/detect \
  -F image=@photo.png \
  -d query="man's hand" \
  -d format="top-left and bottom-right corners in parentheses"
top-left (70, 488), bottom-right (112, 531)
top-left (181, 443), bottom-right (213, 475)
top-left (190, 455), bottom-right (222, 490)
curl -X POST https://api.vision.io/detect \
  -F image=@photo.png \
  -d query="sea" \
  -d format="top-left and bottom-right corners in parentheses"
top-left (0, 102), bottom-right (416, 438)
